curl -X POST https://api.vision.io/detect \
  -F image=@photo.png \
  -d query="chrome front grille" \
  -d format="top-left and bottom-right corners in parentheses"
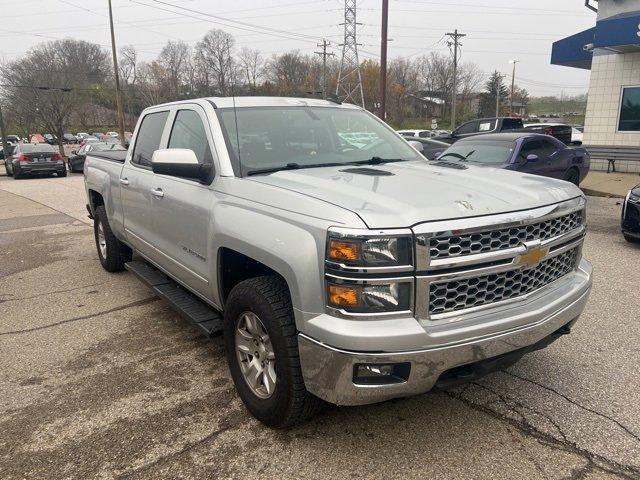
top-left (429, 247), bottom-right (579, 315)
top-left (429, 210), bottom-right (583, 260)
top-left (413, 197), bottom-right (587, 322)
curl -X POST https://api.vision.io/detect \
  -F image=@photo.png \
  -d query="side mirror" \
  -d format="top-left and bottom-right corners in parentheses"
top-left (572, 140), bottom-right (583, 146)
top-left (408, 140), bottom-right (424, 152)
top-left (526, 154), bottom-right (539, 162)
top-left (151, 149), bottom-right (212, 182)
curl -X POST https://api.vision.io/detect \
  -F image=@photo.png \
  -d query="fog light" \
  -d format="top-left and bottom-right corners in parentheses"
top-left (353, 362), bottom-right (411, 385)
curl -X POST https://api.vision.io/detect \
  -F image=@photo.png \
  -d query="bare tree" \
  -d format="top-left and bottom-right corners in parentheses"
top-left (158, 40), bottom-right (191, 99)
top-left (195, 29), bottom-right (236, 95)
top-left (1, 39), bottom-right (109, 154)
top-left (238, 47), bottom-right (263, 92)
top-left (265, 51), bottom-right (309, 95)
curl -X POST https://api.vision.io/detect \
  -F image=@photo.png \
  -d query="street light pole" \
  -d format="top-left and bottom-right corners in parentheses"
top-left (379, 0), bottom-right (389, 120)
top-left (509, 59), bottom-right (519, 115)
top-left (108, 0), bottom-right (126, 146)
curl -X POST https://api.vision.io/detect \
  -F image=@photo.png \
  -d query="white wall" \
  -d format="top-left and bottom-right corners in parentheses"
top-left (597, 0), bottom-right (640, 20)
top-left (584, 51), bottom-right (640, 146)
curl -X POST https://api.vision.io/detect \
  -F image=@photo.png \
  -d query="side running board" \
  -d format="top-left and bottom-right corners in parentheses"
top-left (125, 260), bottom-right (223, 337)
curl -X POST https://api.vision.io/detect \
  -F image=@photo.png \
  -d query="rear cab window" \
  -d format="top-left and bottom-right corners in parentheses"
top-left (131, 110), bottom-right (170, 167)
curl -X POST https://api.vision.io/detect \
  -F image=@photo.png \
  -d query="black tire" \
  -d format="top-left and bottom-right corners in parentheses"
top-left (93, 205), bottom-right (132, 272)
top-left (564, 167), bottom-right (580, 186)
top-left (58, 168), bottom-right (67, 177)
top-left (224, 276), bottom-right (324, 428)
top-left (67, 161), bottom-right (74, 173)
top-left (624, 233), bottom-right (640, 244)
top-left (13, 168), bottom-right (22, 179)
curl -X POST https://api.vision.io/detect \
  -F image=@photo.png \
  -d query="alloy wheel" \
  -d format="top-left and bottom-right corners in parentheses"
top-left (235, 311), bottom-right (276, 399)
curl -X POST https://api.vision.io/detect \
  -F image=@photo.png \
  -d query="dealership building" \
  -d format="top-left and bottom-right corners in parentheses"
top-left (552, 0), bottom-right (640, 172)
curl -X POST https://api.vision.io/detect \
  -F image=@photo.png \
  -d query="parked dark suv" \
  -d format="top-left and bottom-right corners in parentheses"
top-left (622, 184), bottom-right (640, 243)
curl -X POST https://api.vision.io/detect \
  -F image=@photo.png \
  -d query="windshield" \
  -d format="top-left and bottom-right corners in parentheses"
top-left (438, 141), bottom-right (514, 165)
top-left (217, 106), bottom-right (422, 175)
top-left (21, 144), bottom-right (55, 153)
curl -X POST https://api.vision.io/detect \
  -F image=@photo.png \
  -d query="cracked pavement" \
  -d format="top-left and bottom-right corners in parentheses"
top-left (0, 171), bottom-right (638, 479)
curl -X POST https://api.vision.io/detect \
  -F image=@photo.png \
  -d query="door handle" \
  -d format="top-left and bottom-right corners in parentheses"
top-left (151, 188), bottom-right (164, 198)
top-left (119, 178), bottom-right (130, 186)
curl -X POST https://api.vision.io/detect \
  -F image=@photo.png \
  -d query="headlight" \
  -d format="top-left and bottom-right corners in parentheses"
top-left (326, 229), bottom-right (413, 270)
top-left (326, 280), bottom-right (412, 314)
top-left (629, 194), bottom-right (640, 204)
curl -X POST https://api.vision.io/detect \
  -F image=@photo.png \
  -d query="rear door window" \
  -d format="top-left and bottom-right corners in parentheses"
top-left (520, 140), bottom-right (542, 158)
top-left (132, 111), bottom-right (169, 167)
top-left (167, 109), bottom-right (213, 164)
top-left (456, 121), bottom-right (478, 135)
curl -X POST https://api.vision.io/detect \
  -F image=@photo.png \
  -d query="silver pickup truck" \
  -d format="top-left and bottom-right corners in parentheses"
top-left (84, 97), bottom-right (592, 428)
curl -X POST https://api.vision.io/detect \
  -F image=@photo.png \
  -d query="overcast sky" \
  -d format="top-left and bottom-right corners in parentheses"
top-left (0, 0), bottom-right (596, 96)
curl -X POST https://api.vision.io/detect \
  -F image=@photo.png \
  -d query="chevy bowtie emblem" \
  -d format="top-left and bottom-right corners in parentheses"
top-left (517, 244), bottom-right (549, 268)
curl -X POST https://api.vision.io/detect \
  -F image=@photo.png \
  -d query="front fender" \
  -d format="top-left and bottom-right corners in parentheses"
top-left (211, 204), bottom-right (329, 327)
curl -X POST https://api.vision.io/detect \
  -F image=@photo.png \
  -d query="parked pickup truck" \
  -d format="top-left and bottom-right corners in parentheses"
top-left (434, 117), bottom-right (573, 145)
top-left (84, 97), bottom-right (592, 428)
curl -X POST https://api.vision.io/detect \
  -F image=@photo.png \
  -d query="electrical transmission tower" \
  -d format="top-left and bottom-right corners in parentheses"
top-left (336, 0), bottom-right (364, 107)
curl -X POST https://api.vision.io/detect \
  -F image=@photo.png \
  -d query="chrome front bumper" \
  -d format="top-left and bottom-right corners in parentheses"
top-left (299, 259), bottom-right (592, 406)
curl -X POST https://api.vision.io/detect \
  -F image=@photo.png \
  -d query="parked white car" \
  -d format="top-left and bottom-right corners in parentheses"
top-left (106, 131), bottom-right (119, 138)
top-left (397, 129), bottom-right (437, 138)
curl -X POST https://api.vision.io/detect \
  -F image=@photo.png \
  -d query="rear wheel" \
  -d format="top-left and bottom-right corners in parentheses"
top-left (224, 276), bottom-right (324, 428)
top-left (58, 168), bottom-right (67, 177)
top-left (13, 168), bottom-right (22, 179)
top-left (564, 167), bottom-right (580, 186)
top-left (94, 205), bottom-right (132, 272)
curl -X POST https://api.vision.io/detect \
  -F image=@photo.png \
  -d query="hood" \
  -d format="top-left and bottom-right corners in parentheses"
top-left (248, 160), bottom-right (582, 229)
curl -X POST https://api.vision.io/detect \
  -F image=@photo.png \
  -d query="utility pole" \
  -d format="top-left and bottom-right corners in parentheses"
top-left (446, 29), bottom-right (466, 129)
top-left (108, 0), bottom-right (126, 147)
top-left (315, 39), bottom-right (335, 99)
top-left (379, 0), bottom-right (389, 119)
top-left (0, 103), bottom-right (9, 173)
top-left (509, 59), bottom-right (519, 115)
top-left (495, 73), bottom-right (502, 117)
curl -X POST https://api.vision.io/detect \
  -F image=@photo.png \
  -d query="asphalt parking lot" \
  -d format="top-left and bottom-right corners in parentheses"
top-left (0, 170), bottom-right (638, 479)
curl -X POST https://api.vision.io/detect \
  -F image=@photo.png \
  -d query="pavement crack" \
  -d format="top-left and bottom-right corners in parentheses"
top-left (504, 371), bottom-right (640, 443)
top-left (0, 297), bottom-right (159, 336)
top-left (447, 389), bottom-right (640, 479)
top-left (0, 282), bottom-right (104, 302)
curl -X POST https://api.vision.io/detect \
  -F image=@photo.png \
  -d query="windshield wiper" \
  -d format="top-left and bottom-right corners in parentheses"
top-left (246, 157), bottom-right (408, 176)
top-left (247, 162), bottom-right (348, 176)
top-left (437, 151), bottom-right (475, 162)
top-left (350, 156), bottom-right (406, 165)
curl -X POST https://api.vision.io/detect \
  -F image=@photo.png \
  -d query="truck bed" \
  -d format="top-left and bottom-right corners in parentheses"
top-left (87, 150), bottom-right (127, 163)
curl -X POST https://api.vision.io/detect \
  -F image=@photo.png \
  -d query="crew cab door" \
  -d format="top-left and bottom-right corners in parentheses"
top-left (148, 106), bottom-right (216, 300)
top-left (120, 109), bottom-right (170, 258)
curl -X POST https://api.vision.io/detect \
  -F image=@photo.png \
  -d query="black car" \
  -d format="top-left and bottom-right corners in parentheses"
top-left (67, 141), bottom-right (126, 173)
top-left (622, 184), bottom-right (640, 244)
top-left (1, 144), bottom-right (16, 162)
top-left (404, 137), bottom-right (450, 160)
top-left (43, 133), bottom-right (57, 145)
top-left (5, 143), bottom-right (66, 178)
top-left (62, 133), bottom-right (77, 144)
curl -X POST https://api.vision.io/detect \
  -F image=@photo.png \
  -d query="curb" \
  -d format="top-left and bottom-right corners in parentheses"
top-left (581, 188), bottom-right (625, 199)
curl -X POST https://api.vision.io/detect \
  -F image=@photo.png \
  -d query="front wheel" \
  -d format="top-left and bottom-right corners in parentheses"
top-left (93, 205), bottom-right (132, 272)
top-left (624, 233), bottom-right (640, 244)
top-left (224, 276), bottom-right (324, 428)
